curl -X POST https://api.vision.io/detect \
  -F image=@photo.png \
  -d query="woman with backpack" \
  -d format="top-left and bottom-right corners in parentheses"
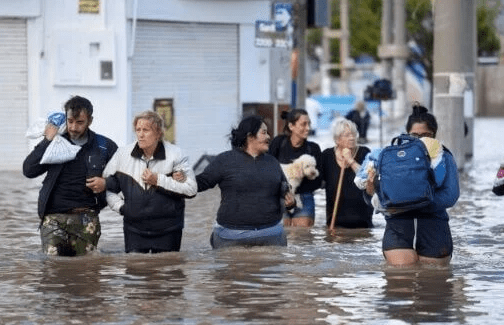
top-left (269, 109), bottom-right (322, 227)
top-left (366, 104), bottom-right (460, 266)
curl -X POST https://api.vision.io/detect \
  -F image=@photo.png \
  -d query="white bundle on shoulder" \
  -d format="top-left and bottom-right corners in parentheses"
top-left (26, 111), bottom-right (82, 164)
top-left (25, 111), bottom-right (67, 139)
top-left (40, 134), bottom-right (82, 164)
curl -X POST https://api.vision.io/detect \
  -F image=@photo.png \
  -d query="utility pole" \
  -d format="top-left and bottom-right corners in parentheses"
top-left (339, 0), bottom-right (350, 94)
top-left (380, 0), bottom-right (393, 81)
top-left (321, 0), bottom-right (332, 97)
top-left (392, 0), bottom-right (407, 119)
top-left (433, 0), bottom-right (476, 168)
top-left (378, 0), bottom-right (408, 119)
top-left (294, 0), bottom-right (307, 108)
top-left (321, 0), bottom-right (350, 96)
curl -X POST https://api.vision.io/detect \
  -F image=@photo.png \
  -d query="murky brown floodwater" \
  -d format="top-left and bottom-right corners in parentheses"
top-left (1, 118), bottom-right (504, 324)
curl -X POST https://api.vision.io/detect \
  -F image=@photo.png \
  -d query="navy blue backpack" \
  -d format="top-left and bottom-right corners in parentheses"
top-left (376, 134), bottom-right (434, 211)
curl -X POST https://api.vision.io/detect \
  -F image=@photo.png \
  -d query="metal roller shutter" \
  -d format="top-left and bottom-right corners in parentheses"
top-left (131, 21), bottom-right (239, 164)
top-left (0, 19), bottom-right (28, 170)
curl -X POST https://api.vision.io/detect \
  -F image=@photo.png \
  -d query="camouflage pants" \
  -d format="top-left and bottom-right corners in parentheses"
top-left (40, 211), bottom-right (101, 256)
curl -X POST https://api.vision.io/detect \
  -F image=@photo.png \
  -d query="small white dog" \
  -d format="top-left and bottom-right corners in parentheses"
top-left (281, 154), bottom-right (319, 208)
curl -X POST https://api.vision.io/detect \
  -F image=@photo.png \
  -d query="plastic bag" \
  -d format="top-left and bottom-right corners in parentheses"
top-left (40, 134), bottom-right (82, 164)
top-left (25, 112), bottom-right (67, 139)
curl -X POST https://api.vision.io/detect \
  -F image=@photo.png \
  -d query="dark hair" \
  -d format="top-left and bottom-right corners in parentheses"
top-left (230, 115), bottom-right (264, 149)
top-left (64, 96), bottom-right (93, 119)
top-left (281, 109), bottom-right (309, 135)
top-left (405, 103), bottom-right (438, 137)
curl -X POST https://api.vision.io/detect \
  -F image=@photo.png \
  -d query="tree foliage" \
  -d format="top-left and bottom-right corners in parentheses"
top-left (477, 0), bottom-right (501, 56)
top-left (306, 0), bottom-right (502, 81)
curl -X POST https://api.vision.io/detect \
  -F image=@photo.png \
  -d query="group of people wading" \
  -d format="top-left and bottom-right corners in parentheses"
top-left (23, 95), bottom-right (460, 267)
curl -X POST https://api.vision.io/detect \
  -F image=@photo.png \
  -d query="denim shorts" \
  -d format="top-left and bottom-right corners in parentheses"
top-left (285, 192), bottom-right (315, 220)
top-left (382, 217), bottom-right (453, 258)
top-left (210, 222), bottom-right (287, 249)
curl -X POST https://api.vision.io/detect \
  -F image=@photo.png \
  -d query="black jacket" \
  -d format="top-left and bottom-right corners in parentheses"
top-left (23, 130), bottom-right (118, 219)
top-left (196, 149), bottom-right (289, 229)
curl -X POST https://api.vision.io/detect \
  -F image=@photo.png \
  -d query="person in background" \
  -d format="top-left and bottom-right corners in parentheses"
top-left (305, 89), bottom-right (322, 136)
top-left (320, 118), bottom-right (373, 229)
top-left (365, 104), bottom-right (459, 266)
top-left (269, 109), bottom-right (322, 227)
top-left (23, 96), bottom-right (118, 256)
top-left (345, 101), bottom-right (371, 144)
top-left (196, 115), bottom-right (295, 249)
top-left (103, 111), bottom-right (197, 253)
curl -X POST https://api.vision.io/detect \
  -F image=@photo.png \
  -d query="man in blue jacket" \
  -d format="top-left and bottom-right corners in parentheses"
top-left (23, 96), bottom-right (117, 256)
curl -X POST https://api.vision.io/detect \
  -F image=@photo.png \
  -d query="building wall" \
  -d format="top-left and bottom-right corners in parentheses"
top-left (477, 65), bottom-right (504, 116)
top-left (0, 0), bottom-right (276, 170)
top-left (126, 0), bottom-right (274, 164)
top-left (26, 0), bottom-right (129, 149)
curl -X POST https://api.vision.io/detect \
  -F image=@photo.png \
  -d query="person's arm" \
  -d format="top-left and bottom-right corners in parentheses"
top-left (433, 152), bottom-right (460, 209)
top-left (23, 138), bottom-right (52, 178)
top-left (278, 166), bottom-right (296, 208)
top-left (196, 154), bottom-right (223, 192)
top-left (155, 148), bottom-right (197, 198)
top-left (303, 143), bottom-right (323, 191)
top-left (423, 151), bottom-right (460, 212)
top-left (102, 151), bottom-right (125, 214)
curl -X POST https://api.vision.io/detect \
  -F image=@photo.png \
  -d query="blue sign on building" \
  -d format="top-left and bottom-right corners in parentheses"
top-left (254, 3), bottom-right (293, 49)
top-left (274, 3), bottom-right (292, 32)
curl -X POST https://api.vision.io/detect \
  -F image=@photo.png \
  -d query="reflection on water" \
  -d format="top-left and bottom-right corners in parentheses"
top-left (1, 118), bottom-right (504, 324)
top-left (379, 267), bottom-right (466, 323)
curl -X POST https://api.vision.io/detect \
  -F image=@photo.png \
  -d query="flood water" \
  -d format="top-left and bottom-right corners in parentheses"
top-left (1, 117), bottom-right (504, 324)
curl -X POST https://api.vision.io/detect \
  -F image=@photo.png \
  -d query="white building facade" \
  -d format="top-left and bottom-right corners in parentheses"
top-left (0, 0), bottom-right (287, 170)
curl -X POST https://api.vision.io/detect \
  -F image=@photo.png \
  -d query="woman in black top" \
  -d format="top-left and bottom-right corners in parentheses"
top-left (320, 118), bottom-right (373, 228)
top-left (196, 115), bottom-right (295, 249)
top-left (269, 109), bottom-right (322, 227)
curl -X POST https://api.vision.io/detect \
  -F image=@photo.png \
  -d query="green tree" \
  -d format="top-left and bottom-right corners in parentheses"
top-left (477, 0), bottom-right (501, 56)
top-left (307, 0), bottom-right (502, 80)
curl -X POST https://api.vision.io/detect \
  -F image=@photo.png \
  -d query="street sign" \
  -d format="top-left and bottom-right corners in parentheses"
top-left (274, 3), bottom-right (292, 32)
top-left (254, 3), bottom-right (293, 49)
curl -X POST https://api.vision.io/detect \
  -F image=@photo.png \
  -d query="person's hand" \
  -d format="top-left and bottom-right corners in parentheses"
top-left (172, 171), bottom-right (186, 183)
top-left (142, 168), bottom-right (157, 186)
top-left (341, 148), bottom-right (355, 166)
top-left (44, 124), bottom-right (59, 141)
top-left (284, 192), bottom-right (296, 209)
top-left (86, 177), bottom-right (106, 193)
top-left (366, 170), bottom-right (376, 196)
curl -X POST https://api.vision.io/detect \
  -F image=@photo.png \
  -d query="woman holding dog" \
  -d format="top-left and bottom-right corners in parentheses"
top-left (269, 109), bottom-right (322, 227)
top-left (365, 104), bottom-right (459, 266)
top-left (196, 115), bottom-right (295, 249)
top-left (320, 118), bottom-right (374, 229)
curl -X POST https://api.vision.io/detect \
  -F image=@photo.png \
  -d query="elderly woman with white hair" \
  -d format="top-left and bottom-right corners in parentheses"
top-left (319, 118), bottom-right (373, 229)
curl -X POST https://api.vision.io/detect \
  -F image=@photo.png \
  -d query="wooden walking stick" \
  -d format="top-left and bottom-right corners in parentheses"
top-left (329, 146), bottom-right (358, 231)
top-left (329, 166), bottom-right (345, 230)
